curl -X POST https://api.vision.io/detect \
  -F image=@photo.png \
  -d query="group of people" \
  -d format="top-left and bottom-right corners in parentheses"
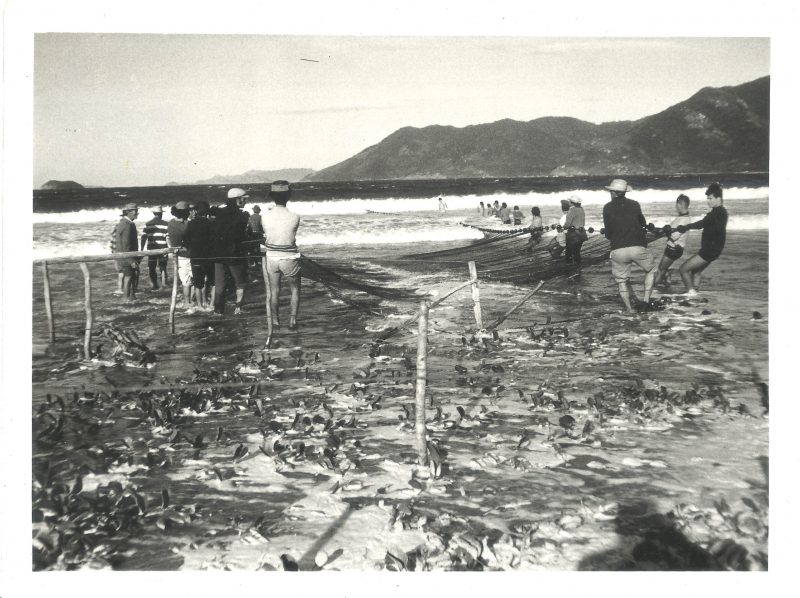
top-left (483, 177), bottom-right (728, 313)
top-left (602, 178), bottom-right (727, 312)
top-left (480, 200), bottom-right (526, 225)
top-left (112, 181), bottom-right (302, 328)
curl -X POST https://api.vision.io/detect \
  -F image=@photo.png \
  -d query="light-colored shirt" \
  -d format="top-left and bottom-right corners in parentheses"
top-left (667, 214), bottom-right (692, 248)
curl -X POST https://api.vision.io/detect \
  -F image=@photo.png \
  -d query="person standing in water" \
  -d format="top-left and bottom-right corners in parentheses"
top-left (140, 206), bottom-right (169, 290)
top-left (654, 194), bottom-right (692, 286)
top-left (211, 188), bottom-right (250, 315)
top-left (512, 205), bottom-right (524, 225)
top-left (113, 203), bottom-right (140, 301)
top-left (263, 181), bottom-right (302, 330)
top-left (438, 197), bottom-right (448, 211)
top-left (675, 183), bottom-right (728, 296)
top-left (563, 195), bottom-right (587, 265)
top-left (168, 201), bottom-right (194, 308)
top-left (548, 199), bottom-right (571, 258)
top-left (524, 206), bottom-right (544, 253)
top-left (183, 200), bottom-right (215, 311)
top-left (479, 201), bottom-right (485, 216)
top-left (602, 179), bottom-right (655, 312)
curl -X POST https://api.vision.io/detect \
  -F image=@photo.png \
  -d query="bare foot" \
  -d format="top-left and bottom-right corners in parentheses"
top-left (289, 318), bottom-right (298, 330)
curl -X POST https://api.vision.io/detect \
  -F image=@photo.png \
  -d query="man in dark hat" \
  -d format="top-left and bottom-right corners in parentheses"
top-left (263, 180), bottom-right (301, 329)
top-left (210, 188), bottom-right (250, 315)
top-left (140, 206), bottom-right (169, 290)
top-left (602, 179), bottom-right (655, 312)
top-left (113, 203), bottom-right (140, 301)
top-left (168, 201), bottom-right (193, 308)
top-left (183, 200), bottom-right (215, 310)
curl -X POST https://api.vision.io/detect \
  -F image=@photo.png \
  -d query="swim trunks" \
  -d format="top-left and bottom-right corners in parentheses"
top-left (177, 256), bottom-right (193, 286)
top-left (663, 244), bottom-right (684, 261)
top-left (698, 247), bottom-right (722, 263)
top-left (266, 257), bottom-right (301, 278)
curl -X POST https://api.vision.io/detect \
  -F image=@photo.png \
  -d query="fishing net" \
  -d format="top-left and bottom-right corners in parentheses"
top-left (299, 255), bottom-right (420, 301)
top-left (396, 228), bottom-right (666, 285)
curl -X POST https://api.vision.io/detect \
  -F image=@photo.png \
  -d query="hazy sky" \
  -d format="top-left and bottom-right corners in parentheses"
top-left (34, 35), bottom-right (769, 187)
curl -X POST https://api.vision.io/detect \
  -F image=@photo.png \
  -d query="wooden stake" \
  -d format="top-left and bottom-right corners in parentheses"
top-left (42, 261), bottom-right (55, 343)
top-left (415, 300), bottom-right (429, 465)
top-left (169, 256), bottom-right (179, 333)
top-left (261, 254), bottom-right (273, 348)
top-left (79, 262), bottom-right (93, 359)
top-left (468, 260), bottom-right (483, 329)
top-left (485, 280), bottom-right (545, 331)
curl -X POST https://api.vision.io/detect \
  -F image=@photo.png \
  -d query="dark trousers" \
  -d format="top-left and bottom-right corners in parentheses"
top-left (565, 240), bottom-right (584, 264)
top-left (148, 255), bottom-right (168, 287)
top-left (213, 259), bottom-right (247, 314)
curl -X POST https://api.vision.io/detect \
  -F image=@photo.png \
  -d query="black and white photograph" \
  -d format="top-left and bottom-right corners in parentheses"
top-left (2, 0), bottom-right (795, 594)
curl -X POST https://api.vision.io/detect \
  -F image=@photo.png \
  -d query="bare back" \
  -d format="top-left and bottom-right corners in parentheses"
top-left (264, 205), bottom-right (300, 247)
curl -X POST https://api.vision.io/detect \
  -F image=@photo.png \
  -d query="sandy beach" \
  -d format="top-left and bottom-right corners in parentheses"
top-left (31, 222), bottom-right (768, 570)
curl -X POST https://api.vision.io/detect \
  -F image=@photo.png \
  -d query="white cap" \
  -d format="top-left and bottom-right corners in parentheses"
top-left (227, 187), bottom-right (248, 199)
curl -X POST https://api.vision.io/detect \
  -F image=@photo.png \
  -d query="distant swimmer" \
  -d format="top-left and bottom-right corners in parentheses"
top-left (264, 181), bottom-right (302, 329)
top-left (654, 194), bottom-right (692, 286)
top-left (479, 201), bottom-right (485, 216)
top-left (113, 203), bottom-right (140, 301)
top-left (212, 188), bottom-right (250, 315)
top-left (512, 205), bottom-right (524, 225)
top-left (140, 206), bottom-right (169, 290)
top-left (674, 183), bottom-right (728, 297)
top-left (563, 195), bottom-right (587, 265)
top-left (438, 197), bottom-right (448, 212)
top-left (602, 178), bottom-right (655, 312)
top-left (498, 202), bottom-right (512, 224)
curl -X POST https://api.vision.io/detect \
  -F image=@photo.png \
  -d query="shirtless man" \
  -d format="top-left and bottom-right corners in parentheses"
top-left (263, 180), bottom-right (301, 329)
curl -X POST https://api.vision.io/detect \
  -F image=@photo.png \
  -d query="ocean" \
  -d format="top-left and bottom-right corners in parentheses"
top-left (31, 174), bottom-right (770, 571)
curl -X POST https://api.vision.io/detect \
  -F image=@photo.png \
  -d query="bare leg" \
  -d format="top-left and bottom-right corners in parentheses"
top-left (617, 281), bottom-right (634, 312)
top-left (194, 287), bottom-right (205, 309)
top-left (654, 255), bottom-right (675, 286)
top-left (267, 270), bottom-right (282, 326)
top-left (643, 268), bottom-right (655, 303)
top-left (233, 287), bottom-right (245, 315)
top-left (288, 275), bottom-right (301, 329)
top-left (123, 273), bottom-right (134, 301)
top-left (679, 254), bottom-right (710, 293)
top-left (116, 272), bottom-right (124, 294)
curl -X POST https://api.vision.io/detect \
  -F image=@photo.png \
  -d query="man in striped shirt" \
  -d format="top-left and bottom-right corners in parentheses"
top-left (140, 206), bottom-right (169, 290)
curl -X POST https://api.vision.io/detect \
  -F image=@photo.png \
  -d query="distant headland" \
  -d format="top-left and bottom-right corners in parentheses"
top-left (40, 180), bottom-right (86, 190)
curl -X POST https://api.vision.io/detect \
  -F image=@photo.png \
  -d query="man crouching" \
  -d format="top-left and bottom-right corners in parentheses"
top-left (264, 180), bottom-right (302, 330)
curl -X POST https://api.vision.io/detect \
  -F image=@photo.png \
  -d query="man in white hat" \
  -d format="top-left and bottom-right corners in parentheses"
top-left (602, 179), bottom-right (655, 312)
top-left (113, 203), bottom-right (140, 301)
top-left (263, 180), bottom-right (301, 329)
top-left (210, 188), bottom-right (250, 315)
top-left (140, 206), bottom-right (169, 290)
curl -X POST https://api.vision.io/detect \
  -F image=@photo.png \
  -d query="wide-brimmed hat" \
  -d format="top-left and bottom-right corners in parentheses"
top-left (174, 200), bottom-right (189, 210)
top-left (152, 206), bottom-right (164, 213)
top-left (122, 202), bottom-right (138, 213)
top-left (227, 187), bottom-right (248, 199)
top-left (604, 179), bottom-right (632, 192)
top-left (567, 195), bottom-right (582, 205)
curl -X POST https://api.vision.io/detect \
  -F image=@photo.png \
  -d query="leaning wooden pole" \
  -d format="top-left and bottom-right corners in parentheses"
top-left (485, 280), bottom-right (545, 331)
top-left (41, 261), bottom-right (55, 343)
top-left (468, 261), bottom-right (483, 329)
top-left (415, 300), bottom-right (429, 466)
top-left (261, 254), bottom-right (273, 348)
top-left (169, 255), bottom-right (179, 333)
top-left (79, 262), bottom-right (93, 359)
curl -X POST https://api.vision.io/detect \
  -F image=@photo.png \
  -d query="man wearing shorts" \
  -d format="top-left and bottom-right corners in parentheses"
top-left (675, 183), bottom-right (728, 296)
top-left (168, 201), bottom-right (193, 308)
top-left (183, 200), bottom-right (215, 311)
top-left (113, 203), bottom-right (140, 301)
top-left (140, 206), bottom-right (169, 290)
top-left (211, 188), bottom-right (250, 315)
top-left (602, 179), bottom-right (655, 312)
top-left (264, 180), bottom-right (301, 330)
top-left (654, 194), bottom-right (691, 286)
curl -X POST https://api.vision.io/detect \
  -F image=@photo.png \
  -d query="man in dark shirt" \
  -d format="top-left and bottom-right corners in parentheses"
top-left (675, 183), bottom-right (728, 296)
top-left (140, 206), bottom-right (169, 290)
top-left (183, 201), bottom-right (215, 311)
top-left (602, 179), bottom-right (655, 312)
top-left (212, 188), bottom-right (249, 315)
top-left (113, 203), bottom-right (140, 301)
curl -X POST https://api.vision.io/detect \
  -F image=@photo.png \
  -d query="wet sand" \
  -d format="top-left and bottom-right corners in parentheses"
top-left (31, 231), bottom-right (768, 570)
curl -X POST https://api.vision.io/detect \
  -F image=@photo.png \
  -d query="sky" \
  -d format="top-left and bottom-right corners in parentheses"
top-left (33, 35), bottom-right (769, 188)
